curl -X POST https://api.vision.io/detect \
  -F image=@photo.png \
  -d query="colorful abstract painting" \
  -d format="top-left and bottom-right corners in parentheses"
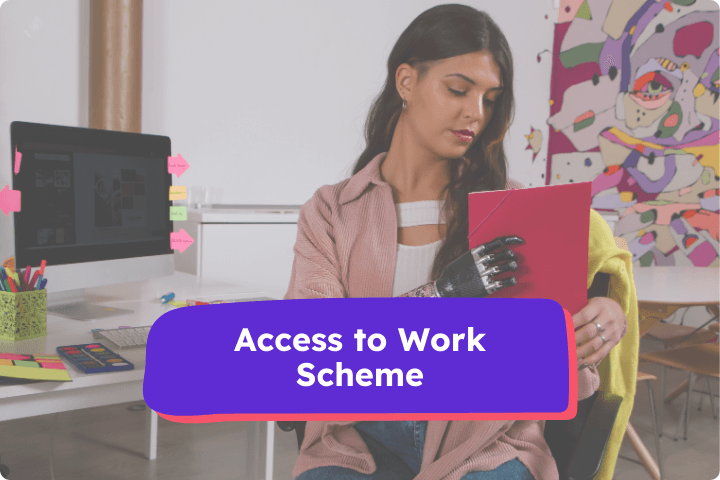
top-left (546, 0), bottom-right (719, 268)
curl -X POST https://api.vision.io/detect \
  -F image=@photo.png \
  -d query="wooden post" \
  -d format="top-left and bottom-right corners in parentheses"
top-left (89, 0), bottom-right (143, 133)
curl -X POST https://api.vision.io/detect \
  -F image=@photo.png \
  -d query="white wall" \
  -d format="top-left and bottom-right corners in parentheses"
top-left (0, 0), bottom-right (89, 261)
top-left (141, 0), bottom-right (557, 205)
top-left (0, 0), bottom-right (556, 259)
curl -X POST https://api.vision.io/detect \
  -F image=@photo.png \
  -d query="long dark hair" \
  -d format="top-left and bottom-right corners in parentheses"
top-left (351, 4), bottom-right (515, 280)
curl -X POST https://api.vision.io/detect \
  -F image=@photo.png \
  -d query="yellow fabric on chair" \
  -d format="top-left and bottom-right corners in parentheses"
top-left (586, 210), bottom-right (639, 480)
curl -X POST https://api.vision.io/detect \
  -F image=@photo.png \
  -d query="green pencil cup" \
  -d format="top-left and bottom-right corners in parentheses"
top-left (0, 289), bottom-right (47, 342)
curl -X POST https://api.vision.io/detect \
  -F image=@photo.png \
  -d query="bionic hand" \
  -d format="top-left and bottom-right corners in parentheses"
top-left (399, 236), bottom-right (525, 298)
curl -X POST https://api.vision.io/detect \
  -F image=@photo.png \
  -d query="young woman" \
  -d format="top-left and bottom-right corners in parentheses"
top-left (284, 5), bottom-right (631, 480)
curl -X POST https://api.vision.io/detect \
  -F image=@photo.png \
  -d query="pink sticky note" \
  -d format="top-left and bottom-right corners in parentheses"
top-left (14, 146), bottom-right (21, 175)
top-left (168, 154), bottom-right (189, 177)
top-left (170, 228), bottom-right (194, 253)
top-left (0, 185), bottom-right (21, 215)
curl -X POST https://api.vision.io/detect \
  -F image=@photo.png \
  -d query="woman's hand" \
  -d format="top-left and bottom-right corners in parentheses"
top-left (574, 296), bottom-right (628, 368)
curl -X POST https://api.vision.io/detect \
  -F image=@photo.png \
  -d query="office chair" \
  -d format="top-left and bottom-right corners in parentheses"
top-left (278, 273), bottom-right (625, 480)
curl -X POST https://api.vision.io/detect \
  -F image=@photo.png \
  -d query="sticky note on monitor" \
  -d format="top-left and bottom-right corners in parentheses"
top-left (170, 206), bottom-right (187, 221)
top-left (169, 186), bottom-right (187, 200)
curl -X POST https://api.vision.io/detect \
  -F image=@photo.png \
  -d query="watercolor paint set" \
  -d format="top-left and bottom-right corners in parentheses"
top-left (56, 343), bottom-right (134, 374)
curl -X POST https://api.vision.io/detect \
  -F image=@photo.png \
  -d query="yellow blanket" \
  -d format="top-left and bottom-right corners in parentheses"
top-left (587, 209), bottom-right (639, 480)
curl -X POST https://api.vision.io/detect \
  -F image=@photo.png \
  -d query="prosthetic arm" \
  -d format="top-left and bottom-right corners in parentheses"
top-left (399, 236), bottom-right (525, 298)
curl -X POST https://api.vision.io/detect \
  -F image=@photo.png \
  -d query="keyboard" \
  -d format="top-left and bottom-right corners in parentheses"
top-left (91, 298), bottom-right (275, 350)
top-left (93, 326), bottom-right (151, 351)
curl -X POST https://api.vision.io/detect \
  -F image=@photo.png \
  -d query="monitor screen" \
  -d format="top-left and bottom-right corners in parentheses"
top-left (11, 122), bottom-right (173, 267)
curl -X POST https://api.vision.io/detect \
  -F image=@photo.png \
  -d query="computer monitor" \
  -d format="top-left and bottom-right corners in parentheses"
top-left (10, 121), bottom-right (174, 320)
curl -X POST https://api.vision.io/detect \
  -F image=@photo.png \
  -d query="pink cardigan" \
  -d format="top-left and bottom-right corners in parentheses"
top-left (284, 152), bottom-right (600, 480)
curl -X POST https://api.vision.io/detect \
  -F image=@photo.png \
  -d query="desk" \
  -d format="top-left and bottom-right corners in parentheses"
top-left (0, 271), bottom-right (275, 479)
top-left (632, 267), bottom-right (719, 337)
top-left (174, 206), bottom-right (300, 299)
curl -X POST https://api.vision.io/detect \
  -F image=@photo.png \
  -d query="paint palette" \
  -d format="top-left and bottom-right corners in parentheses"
top-left (56, 344), bottom-right (134, 374)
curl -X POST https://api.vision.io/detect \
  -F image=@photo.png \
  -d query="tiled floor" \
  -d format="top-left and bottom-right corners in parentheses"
top-left (0, 337), bottom-right (717, 479)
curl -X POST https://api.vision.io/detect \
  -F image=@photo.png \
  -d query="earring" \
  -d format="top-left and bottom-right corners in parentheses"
top-left (402, 99), bottom-right (407, 110)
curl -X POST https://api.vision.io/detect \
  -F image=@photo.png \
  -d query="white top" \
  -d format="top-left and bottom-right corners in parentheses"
top-left (392, 201), bottom-right (446, 296)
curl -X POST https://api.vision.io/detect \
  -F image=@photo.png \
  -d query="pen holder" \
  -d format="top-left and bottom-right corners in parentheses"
top-left (0, 289), bottom-right (47, 342)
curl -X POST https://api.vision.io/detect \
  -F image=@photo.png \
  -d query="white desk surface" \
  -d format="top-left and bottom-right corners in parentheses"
top-left (0, 272), bottom-right (266, 410)
top-left (632, 267), bottom-right (720, 305)
top-left (185, 206), bottom-right (300, 223)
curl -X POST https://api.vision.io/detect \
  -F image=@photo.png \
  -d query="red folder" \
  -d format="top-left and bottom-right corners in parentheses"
top-left (468, 182), bottom-right (591, 315)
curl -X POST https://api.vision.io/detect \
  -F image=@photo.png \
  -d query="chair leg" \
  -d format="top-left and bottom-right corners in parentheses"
top-left (698, 376), bottom-right (705, 412)
top-left (625, 423), bottom-right (662, 480)
top-left (707, 376), bottom-right (717, 419)
top-left (665, 379), bottom-right (690, 404)
top-left (685, 373), bottom-right (697, 440)
top-left (659, 365), bottom-right (666, 437)
top-left (675, 373), bottom-right (697, 441)
top-left (674, 372), bottom-right (691, 441)
top-left (646, 380), bottom-right (665, 480)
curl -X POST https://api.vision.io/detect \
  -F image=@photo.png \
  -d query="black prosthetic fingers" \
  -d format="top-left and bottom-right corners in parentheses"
top-left (434, 235), bottom-right (525, 298)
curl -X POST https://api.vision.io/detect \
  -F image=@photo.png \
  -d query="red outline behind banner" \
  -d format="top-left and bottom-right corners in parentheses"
top-left (154, 308), bottom-right (578, 423)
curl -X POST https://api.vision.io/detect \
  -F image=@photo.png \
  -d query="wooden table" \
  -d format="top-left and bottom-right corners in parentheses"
top-left (627, 267), bottom-right (719, 479)
top-left (634, 266), bottom-right (719, 401)
top-left (633, 267), bottom-right (719, 337)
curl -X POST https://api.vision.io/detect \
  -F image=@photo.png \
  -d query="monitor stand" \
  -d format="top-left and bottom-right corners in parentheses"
top-left (47, 288), bottom-right (133, 321)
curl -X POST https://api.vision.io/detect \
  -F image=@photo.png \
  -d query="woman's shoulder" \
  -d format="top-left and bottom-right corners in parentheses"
top-left (298, 178), bottom-right (353, 223)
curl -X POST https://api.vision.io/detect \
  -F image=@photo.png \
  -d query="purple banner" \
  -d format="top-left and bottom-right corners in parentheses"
top-left (144, 298), bottom-right (577, 422)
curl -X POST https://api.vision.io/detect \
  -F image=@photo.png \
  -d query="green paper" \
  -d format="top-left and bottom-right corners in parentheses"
top-left (170, 206), bottom-right (187, 221)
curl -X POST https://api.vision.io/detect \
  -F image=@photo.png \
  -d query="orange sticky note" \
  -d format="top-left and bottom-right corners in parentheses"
top-left (169, 186), bottom-right (187, 200)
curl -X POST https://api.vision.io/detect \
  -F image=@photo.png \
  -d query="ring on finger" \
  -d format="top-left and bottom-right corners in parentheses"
top-left (594, 321), bottom-right (604, 333)
top-left (599, 334), bottom-right (608, 346)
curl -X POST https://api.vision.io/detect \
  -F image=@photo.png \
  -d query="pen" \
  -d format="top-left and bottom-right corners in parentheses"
top-left (0, 270), bottom-right (8, 292)
top-left (19, 269), bottom-right (30, 292)
top-left (12, 273), bottom-right (22, 292)
top-left (15, 271), bottom-right (25, 292)
top-left (7, 276), bottom-right (17, 293)
top-left (160, 292), bottom-right (175, 304)
top-left (24, 265), bottom-right (31, 285)
top-left (38, 278), bottom-right (47, 290)
top-left (186, 300), bottom-right (209, 306)
top-left (29, 270), bottom-right (39, 290)
top-left (36, 260), bottom-right (47, 289)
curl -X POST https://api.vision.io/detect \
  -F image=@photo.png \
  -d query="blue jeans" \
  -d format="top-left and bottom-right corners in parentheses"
top-left (295, 421), bottom-right (536, 480)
